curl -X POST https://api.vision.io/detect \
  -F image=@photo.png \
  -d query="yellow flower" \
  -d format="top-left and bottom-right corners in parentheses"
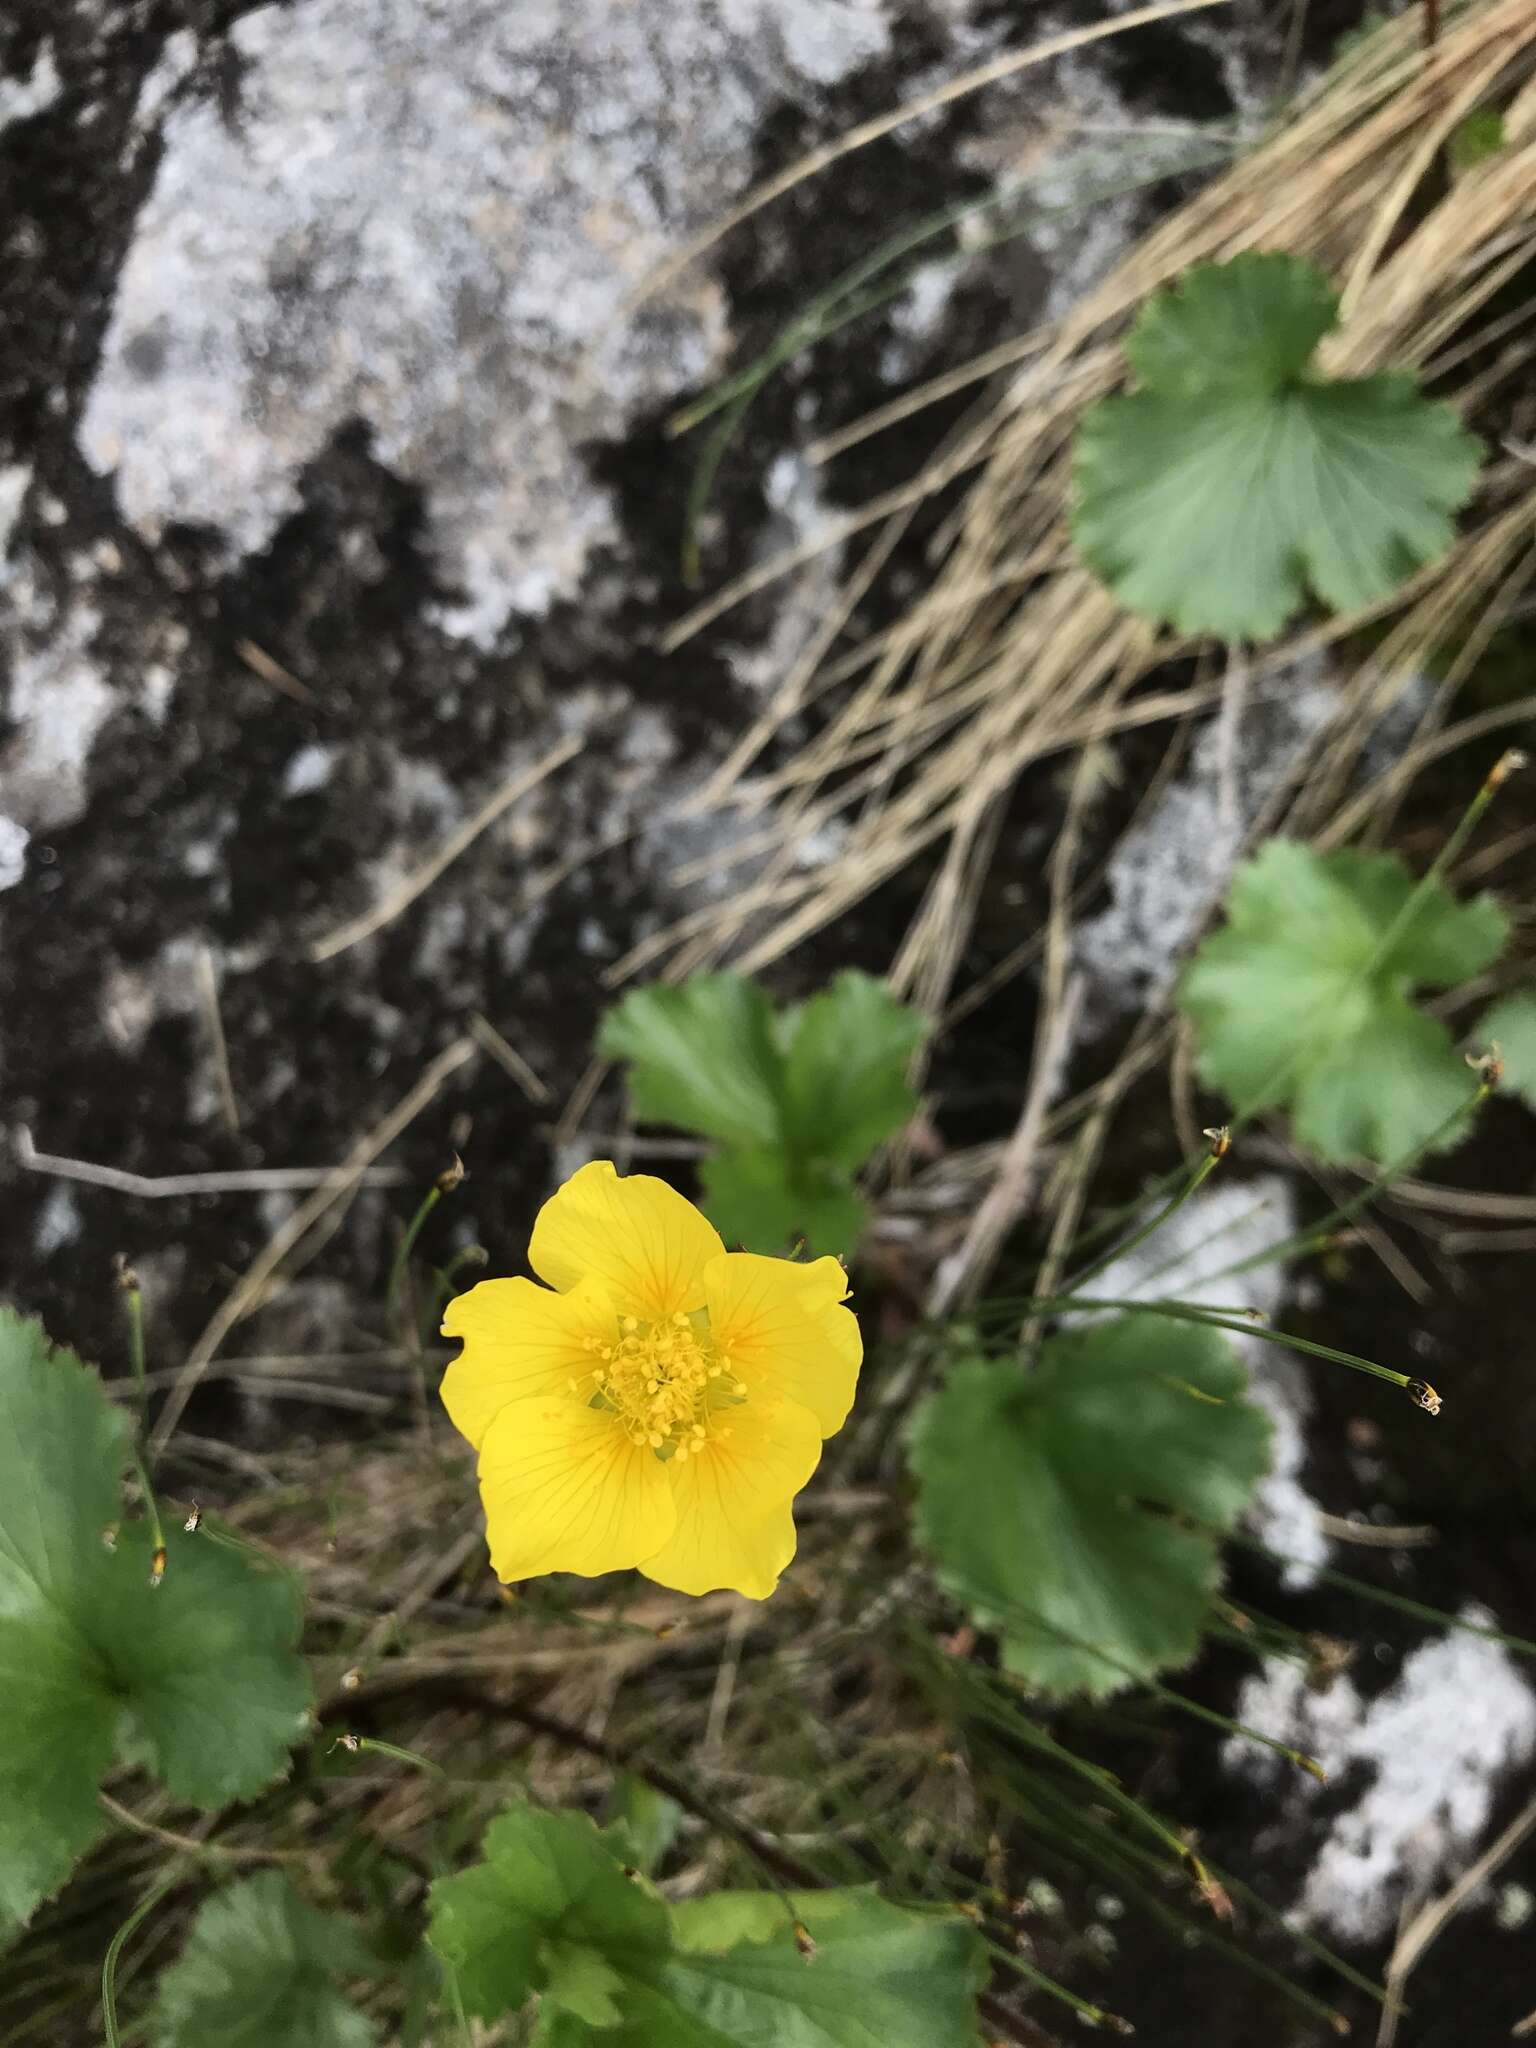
top-left (440, 1161), bottom-right (861, 1600)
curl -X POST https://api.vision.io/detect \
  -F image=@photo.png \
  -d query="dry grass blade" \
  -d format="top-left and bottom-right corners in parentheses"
top-left (308, 734), bottom-right (584, 963)
top-left (12, 1126), bottom-right (412, 1198)
top-left (615, 0), bottom-right (1234, 330)
top-left (927, 976), bottom-right (1083, 1315)
top-left (626, 0), bottom-right (1536, 1041)
top-left (1377, 1791), bottom-right (1536, 2048)
top-left (150, 1035), bottom-right (478, 1452)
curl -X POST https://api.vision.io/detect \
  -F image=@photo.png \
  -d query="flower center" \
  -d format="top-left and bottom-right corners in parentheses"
top-left (577, 1311), bottom-right (744, 1459)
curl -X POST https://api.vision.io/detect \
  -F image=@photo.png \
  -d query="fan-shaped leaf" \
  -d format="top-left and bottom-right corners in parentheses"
top-left (0, 1314), bottom-right (311, 1927)
top-left (1179, 841), bottom-right (1506, 1162)
top-left (151, 1874), bottom-right (377, 2048)
top-left (912, 1316), bottom-right (1271, 1697)
top-left (1073, 253), bottom-right (1482, 639)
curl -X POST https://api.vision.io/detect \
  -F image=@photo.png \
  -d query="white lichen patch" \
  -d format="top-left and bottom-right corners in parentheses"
top-left (0, 583), bottom-right (115, 833)
top-left (0, 40), bottom-right (61, 134)
top-left (0, 815), bottom-right (29, 891)
top-left (1089, 1176), bottom-right (1330, 1589)
top-left (1078, 660), bottom-right (1339, 1009)
top-left (0, 464), bottom-right (32, 562)
top-left (80, 0), bottom-right (898, 645)
top-left (1227, 1621), bottom-right (1536, 1943)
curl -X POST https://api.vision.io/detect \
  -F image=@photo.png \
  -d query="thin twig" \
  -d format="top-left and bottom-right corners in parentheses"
top-left (235, 636), bottom-right (314, 704)
top-left (467, 1011), bottom-right (553, 1104)
top-left (1314, 1513), bottom-right (1438, 1548)
top-left (927, 976), bottom-right (1083, 1316)
top-left (195, 944), bottom-right (241, 1136)
top-left (99, 1793), bottom-right (303, 1866)
top-left (615, 0), bottom-right (1231, 321)
top-left (1378, 1791), bottom-right (1536, 2048)
top-left (150, 1036), bottom-right (478, 1453)
top-left (308, 735), bottom-right (583, 962)
top-left (13, 1127), bottom-right (412, 1197)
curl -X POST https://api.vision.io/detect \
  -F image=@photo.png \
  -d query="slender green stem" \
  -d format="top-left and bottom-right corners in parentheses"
top-left (1373, 747), bottom-right (1525, 962)
top-left (1058, 1133), bottom-right (1228, 1297)
top-left (1029, 1293), bottom-right (1435, 1406)
top-left (117, 1266), bottom-right (167, 1577)
top-left (330, 1734), bottom-right (446, 1777)
top-left (121, 1270), bottom-right (148, 1399)
top-left (442, 1963), bottom-right (472, 2048)
top-left (127, 1442), bottom-right (167, 1582)
top-left (102, 1873), bottom-right (182, 2048)
top-left (1230, 1532), bottom-right (1536, 1657)
top-left (986, 1939), bottom-right (1135, 2034)
top-left (947, 1583), bottom-right (1327, 1778)
top-left (1200, 1078), bottom-right (1492, 1289)
top-left (671, 136), bottom-right (1239, 568)
top-left (667, 137), bottom-right (1237, 439)
top-left (387, 1189), bottom-right (443, 1327)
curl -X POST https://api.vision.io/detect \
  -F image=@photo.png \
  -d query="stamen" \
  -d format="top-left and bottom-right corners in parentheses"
top-left (582, 1305), bottom-right (741, 1460)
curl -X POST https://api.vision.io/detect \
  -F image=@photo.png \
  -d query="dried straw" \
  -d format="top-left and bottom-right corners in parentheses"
top-left (621, 0), bottom-right (1536, 1043)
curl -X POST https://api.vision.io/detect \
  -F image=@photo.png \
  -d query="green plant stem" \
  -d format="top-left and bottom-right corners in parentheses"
top-left (442, 1963), bottom-right (472, 2048)
top-left (1204, 1077), bottom-right (1493, 1287)
top-left (123, 1276), bottom-right (148, 1399)
top-left (986, 1939), bottom-right (1134, 2034)
top-left (668, 139), bottom-right (1238, 441)
top-left (1028, 1293), bottom-right (1428, 1402)
top-left (670, 136), bottom-right (1237, 568)
top-left (1058, 1137), bottom-right (1227, 1297)
top-left (101, 1873), bottom-right (182, 2048)
top-left (947, 1587), bottom-right (1327, 1779)
top-left (127, 1441), bottom-right (167, 1578)
top-left (387, 1185), bottom-right (446, 1328)
top-left (1230, 1532), bottom-right (1536, 1658)
top-left (118, 1271), bottom-right (167, 1574)
top-left (330, 1734), bottom-right (447, 1777)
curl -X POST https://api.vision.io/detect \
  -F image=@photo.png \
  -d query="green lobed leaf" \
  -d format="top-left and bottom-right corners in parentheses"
top-left (911, 1317), bottom-right (1271, 1697)
top-left (599, 976), bottom-right (785, 1152)
top-left (1178, 841), bottom-right (1506, 1163)
top-left (432, 1806), bottom-right (985, 2046)
top-left (427, 1803), bottom-right (670, 2022)
top-left (150, 1873), bottom-right (378, 2048)
top-left (602, 971), bottom-right (923, 1257)
top-left (0, 1314), bottom-right (312, 1928)
top-left (1478, 986), bottom-right (1536, 1111)
top-left (777, 971), bottom-right (925, 1174)
top-left (1125, 249), bottom-right (1336, 395)
top-left (603, 1774), bottom-right (684, 1877)
top-left (702, 1145), bottom-right (868, 1258)
top-left (612, 1887), bottom-right (987, 2048)
top-left (1072, 252), bottom-right (1483, 639)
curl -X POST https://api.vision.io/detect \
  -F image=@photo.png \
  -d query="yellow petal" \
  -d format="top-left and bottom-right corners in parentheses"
top-left (638, 1395), bottom-right (822, 1600)
top-left (477, 1393), bottom-right (676, 1583)
top-left (439, 1272), bottom-right (616, 1452)
top-left (528, 1159), bottom-right (725, 1320)
top-left (702, 1252), bottom-right (861, 1438)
